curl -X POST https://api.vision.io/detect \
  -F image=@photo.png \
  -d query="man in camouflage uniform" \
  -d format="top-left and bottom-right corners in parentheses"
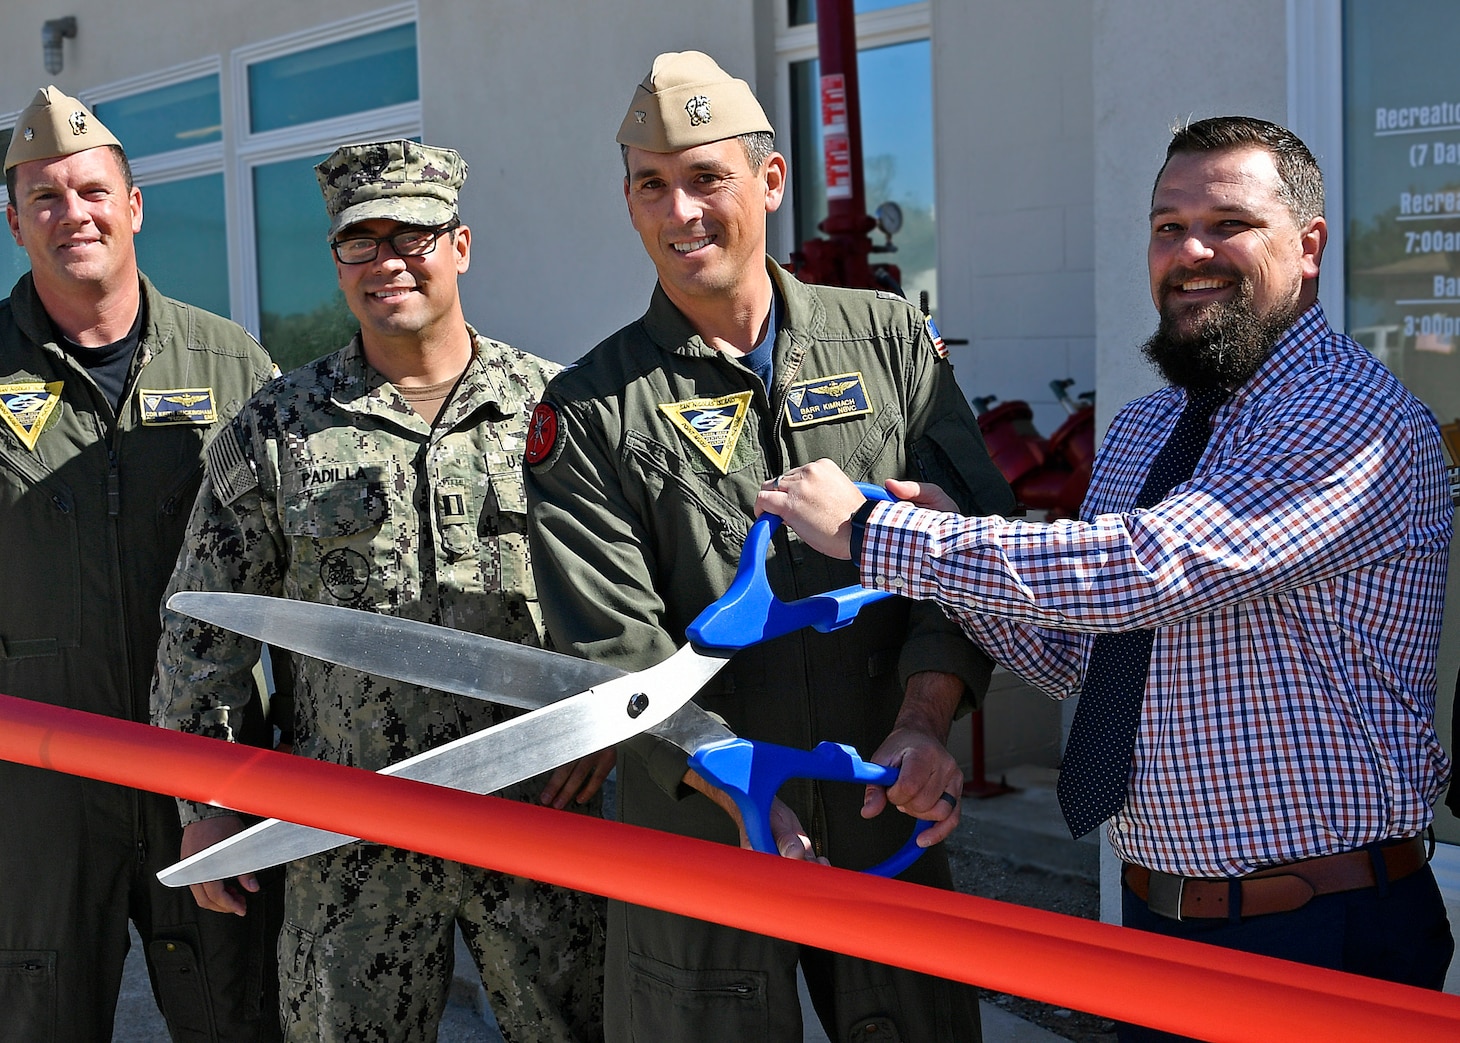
top-left (1, 86), bottom-right (284, 1043)
top-left (152, 139), bottom-right (604, 1043)
top-left (525, 53), bottom-right (1012, 1043)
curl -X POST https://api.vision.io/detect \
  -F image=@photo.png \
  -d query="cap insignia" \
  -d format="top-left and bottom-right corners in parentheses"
top-left (634, 110), bottom-right (647, 124)
top-left (68, 109), bottom-right (86, 136)
top-left (23, 127), bottom-right (34, 141)
top-left (685, 95), bottom-right (712, 126)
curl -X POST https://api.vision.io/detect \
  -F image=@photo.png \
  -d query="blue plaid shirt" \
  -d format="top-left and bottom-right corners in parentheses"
top-left (860, 304), bottom-right (1453, 875)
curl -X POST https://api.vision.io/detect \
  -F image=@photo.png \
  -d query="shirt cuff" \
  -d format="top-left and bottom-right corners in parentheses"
top-left (849, 498), bottom-right (879, 566)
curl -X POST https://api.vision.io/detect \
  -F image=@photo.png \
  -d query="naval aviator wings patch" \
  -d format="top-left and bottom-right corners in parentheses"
top-left (658, 391), bottom-right (754, 474)
top-left (0, 381), bottom-right (64, 451)
top-left (138, 387), bottom-right (218, 426)
top-left (783, 371), bottom-right (873, 429)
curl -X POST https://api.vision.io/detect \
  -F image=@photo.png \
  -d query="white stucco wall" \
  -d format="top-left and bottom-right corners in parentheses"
top-left (422, 0), bottom-right (763, 363)
top-left (933, 0), bottom-right (1096, 440)
top-left (1091, 0), bottom-right (1289, 438)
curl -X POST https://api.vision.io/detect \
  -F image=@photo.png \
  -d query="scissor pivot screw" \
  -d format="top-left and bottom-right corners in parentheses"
top-left (626, 693), bottom-right (650, 718)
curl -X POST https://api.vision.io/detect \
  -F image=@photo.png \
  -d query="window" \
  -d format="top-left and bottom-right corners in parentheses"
top-left (92, 75), bottom-right (222, 158)
top-left (247, 23), bottom-right (418, 135)
top-left (1343, 0), bottom-right (1460, 429)
top-left (788, 0), bottom-right (920, 26)
top-left (252, 153), bottom-right (355, 367)
top-left (776, 3), bottom-right (937, 310)
top-left (1, 70), bottom-right (231, 310)
top-left (0, 127), bottom-right (24, 292)
top-left (0, 6), bottom-right (420, 365)
top-left (84, 62), bottom-right (229, 313)
top-left (134, 173), bottom-right (230, 318)
top-left (234, 7), bottom-right (421, 370)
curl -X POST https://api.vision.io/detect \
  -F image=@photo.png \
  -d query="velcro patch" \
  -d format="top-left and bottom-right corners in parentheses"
top-left (783, 371), bottom-right (872, 429)
top-left (139, 387), bottom-right (218, 426)
top-left (525, 402), bottom-right (559, 468)
top-left (924, 316), bottom-right (949, 361)
top-left (658, 391), bottom-right (754, 474)
top-left (0, 381), bottom-right (63, 451)
top-left (204, 422), bottom-right (258, 506)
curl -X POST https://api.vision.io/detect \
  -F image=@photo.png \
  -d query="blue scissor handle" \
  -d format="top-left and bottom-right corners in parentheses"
top-left (689, 737), bottom-right (932, 878)
top-left (686, 481), bottom-right (896, 651)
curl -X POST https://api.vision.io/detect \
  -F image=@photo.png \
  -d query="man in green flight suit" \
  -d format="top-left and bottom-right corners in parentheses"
top-left (525, 51), bottom-right (1013, 1043)
top-left (0, 86), bottom-right (284, 1042)
top-left (152, 139), bottom-right (604, 1043)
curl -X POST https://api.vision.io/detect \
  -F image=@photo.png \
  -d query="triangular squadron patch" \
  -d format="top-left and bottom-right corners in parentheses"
top-left (0, 381), bottom-right (63, 451)
top-left (658, 391), bottom-right (754, 474)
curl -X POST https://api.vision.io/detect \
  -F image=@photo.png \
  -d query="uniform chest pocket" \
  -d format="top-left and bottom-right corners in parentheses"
top-left (473, 465), bottom-right (530, 593)
top-left (280, 474), bottom-right (398, 608)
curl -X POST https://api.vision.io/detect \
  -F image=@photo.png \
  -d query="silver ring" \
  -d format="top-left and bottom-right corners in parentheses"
top-left (772, 473), bottom-right (782, 488)
top-left (938, 791), bottom-right (958, 809)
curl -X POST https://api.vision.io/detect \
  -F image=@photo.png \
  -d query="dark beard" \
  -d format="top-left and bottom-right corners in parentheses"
top-left (1140, 284), bottom-right (1299, 390)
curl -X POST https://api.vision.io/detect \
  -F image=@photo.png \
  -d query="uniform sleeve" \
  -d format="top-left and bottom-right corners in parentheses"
top-left (894, 316), bottom-right (1018, 706)
top-left (150, 414), bottom-right (289, 825)
top-left (525, 392), bottom-right (692, 794)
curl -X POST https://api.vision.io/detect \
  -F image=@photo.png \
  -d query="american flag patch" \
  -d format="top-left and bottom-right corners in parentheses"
top-left (925, 315), bottom-right (948, 361)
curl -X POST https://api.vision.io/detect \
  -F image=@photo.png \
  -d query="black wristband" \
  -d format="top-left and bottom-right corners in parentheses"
top-left (849, 498), bottom-right (879, 567)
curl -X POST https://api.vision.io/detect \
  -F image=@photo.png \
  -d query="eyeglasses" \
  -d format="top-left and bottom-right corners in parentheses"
top-left (330, 221), bottom-right (459, 265)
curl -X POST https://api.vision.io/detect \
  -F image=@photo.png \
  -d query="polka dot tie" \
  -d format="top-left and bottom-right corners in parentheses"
top-left (1056, 386), bottom-right (1228, 839)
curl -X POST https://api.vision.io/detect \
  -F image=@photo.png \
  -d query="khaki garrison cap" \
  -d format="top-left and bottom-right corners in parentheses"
top-left (4, 85), bottom-right (122, 172)
top-left (314, 139), bottom-right (467, 239)
top-left (616, 50), bottom-right (773, 153)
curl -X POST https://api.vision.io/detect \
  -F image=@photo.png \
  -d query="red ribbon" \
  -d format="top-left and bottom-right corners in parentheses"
top-left (2, 692), bottom-right (1458, 1042)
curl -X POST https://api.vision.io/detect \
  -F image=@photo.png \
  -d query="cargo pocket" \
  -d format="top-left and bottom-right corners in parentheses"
top-left (625, 950), bottom-right (769, 1041)
top-left (148, 937), bottom-right (214, 1039)
top-left (0, 949), bottom-right (55, 1042)
top-left (277, 921), bottom-right (317, 1037)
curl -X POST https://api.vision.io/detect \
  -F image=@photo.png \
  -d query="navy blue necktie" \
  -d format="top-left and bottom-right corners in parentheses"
top-left (1056, 386), bottom-right (1228, 839)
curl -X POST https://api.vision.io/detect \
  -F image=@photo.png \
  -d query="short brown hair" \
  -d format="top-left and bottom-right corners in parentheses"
top-left (1155, 116), bottom-right (1324, 226)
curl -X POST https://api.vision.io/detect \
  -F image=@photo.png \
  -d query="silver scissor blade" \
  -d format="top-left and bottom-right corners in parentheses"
top-left (158, 642), bottom-right (731, 886)
top-left (166, 591), bottom-right (624, 710)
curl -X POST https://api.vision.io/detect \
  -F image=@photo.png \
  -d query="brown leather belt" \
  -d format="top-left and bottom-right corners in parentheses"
top-left (1124, 837), bottom-right (1428, 921)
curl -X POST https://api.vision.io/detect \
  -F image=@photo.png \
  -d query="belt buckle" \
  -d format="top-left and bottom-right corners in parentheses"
top-left (1146, 870), bottom-right (1186, 921)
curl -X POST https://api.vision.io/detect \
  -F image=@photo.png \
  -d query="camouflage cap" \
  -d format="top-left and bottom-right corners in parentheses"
top-left (314, 139), bottom-right (467, 239)
top-left (616, 51), bottom-right (773, 153)
top-left (4, 85), bottom-right (123, 172)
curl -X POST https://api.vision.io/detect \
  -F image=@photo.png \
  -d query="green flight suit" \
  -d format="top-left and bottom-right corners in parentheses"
top-left (527, 260), bottom-right (1014, 1043)
top-left (153, 330), bottom-right (604, 1043)
top-left (0, 272), bottom-right (283, 1043)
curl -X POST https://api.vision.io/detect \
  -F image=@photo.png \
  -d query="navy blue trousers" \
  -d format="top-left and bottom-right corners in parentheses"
top-left (1116, 859), bottom-right (1454, 1042)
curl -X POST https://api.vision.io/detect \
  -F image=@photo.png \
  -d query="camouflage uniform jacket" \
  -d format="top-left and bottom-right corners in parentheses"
top-left (154, 326), bottom-right (557, 826)
top-left (526, 260), bottom-right (1015, 863)
top-left (0, 271), bottom-right (275, 726)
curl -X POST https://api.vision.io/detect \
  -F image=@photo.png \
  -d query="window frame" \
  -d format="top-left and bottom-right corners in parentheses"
top-left (230, 2), bottom-right (423, 336)
top-left (772, 2), bottom-right (932, 280)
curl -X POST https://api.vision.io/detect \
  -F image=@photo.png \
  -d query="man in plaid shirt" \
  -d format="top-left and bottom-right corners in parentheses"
top-left (761, 116), bottom-right (1454, 1039)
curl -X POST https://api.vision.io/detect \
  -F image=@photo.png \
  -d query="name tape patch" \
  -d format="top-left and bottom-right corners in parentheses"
top-left (139, 387), bottom-right (217, 426)
top-left (0, 381), bottom-right (64, 451)
top-left (783, 371), bottom-right (873, 429)
top-left (658, 391), bottom-right (754, 474)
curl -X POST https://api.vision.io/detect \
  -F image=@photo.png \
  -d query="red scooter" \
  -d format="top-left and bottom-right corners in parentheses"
top-left (973, 380), bottom-right (1094, 522)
